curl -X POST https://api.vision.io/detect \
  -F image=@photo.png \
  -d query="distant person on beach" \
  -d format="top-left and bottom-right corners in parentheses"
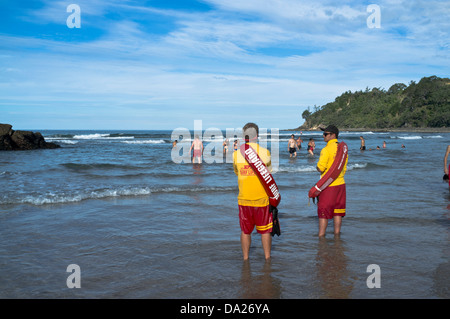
top-left (190, 135), bottom-right (203, 164)
top-left (172, 140), bottom-right (177, 148)
top-left (296, 135), bottom-right (303, 150)
top-left (233, 122), bottom-right (273, 260)
top-left (223, 138), bottom-right (229, 155)
top-left (360, 136), bottom-right (366, 150)
top-left (383, 141), bottom-right (386, 148)
top-left (288, 134), bottom-right (298, 157)
top-left (316, 125), bottom-right (348, 237)
top-left (307, 138), bottom-right (315, 156)
top-left (401, 144), bottom-right (406, 148)
top-left (233, 139), bottom-right (239, 151)
top-left (444, 145), bottom-right (450, 189)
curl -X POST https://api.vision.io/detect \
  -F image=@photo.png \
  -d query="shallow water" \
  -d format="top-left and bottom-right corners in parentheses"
top-left (0, 130), bottom-right (449, 298)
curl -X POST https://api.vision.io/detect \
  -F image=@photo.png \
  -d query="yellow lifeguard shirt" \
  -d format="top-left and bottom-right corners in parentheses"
top-left (317, 138), bottom-right (348, 187)
top-left (233, 143), bottom-right (271, 207)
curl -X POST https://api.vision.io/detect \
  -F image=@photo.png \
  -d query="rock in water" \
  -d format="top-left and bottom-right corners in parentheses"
top-left (0, 123), bottom-right (60, 151)
top-left (0, 123), bottom-right (12, 136)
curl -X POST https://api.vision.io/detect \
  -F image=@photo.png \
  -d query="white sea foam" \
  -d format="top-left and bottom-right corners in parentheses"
top-left (51, 139), bottom-right (78, 144)
top-left (392, 135), bottom-right (422, 140)
top-left (348, 163), bottom-right (367, 170)
top-left (4, 185), bottom-right (235, 206)
top-left (106, 136), bottom-right (134, 140)
top-left (122, 139), bottom-right (165, 144)
top-left (15, 187), bottom-right (153, 205)
top-left (72, 133), bottom-right (133, 140)
top-left (73, 133), bottom-right (110, 139)
top-left (389, 134), bottom-right (443, 140)
top-left (341, 131), bottom-right (377, 135)
top-left (392, 134), bottom-right (442, 139)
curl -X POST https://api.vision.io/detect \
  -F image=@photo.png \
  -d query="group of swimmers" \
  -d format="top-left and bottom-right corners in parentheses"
top-left (287, 134), bottom-right (315, 157)
top-left (172, 133), bottom-right (410, 164)
top-left (222, 138), bottom-right (240, 155)
top-left (173, 136), bottom-right (240, 164)
top-left (359, 136), bottom-right (406, 151)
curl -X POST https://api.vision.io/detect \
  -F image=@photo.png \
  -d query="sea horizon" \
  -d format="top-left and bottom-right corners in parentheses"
top-left (10, 126), bottom-right (450, 133)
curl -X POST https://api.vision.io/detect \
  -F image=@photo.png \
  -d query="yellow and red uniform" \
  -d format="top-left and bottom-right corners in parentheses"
top-left (317, 138), bottom-right (348, 186)
top-left (233, 143), bottom-right (271, 207)
top-left (317, 139), bottom-right (348, 218)
top-left (233, 143), bottom-right (273, 234)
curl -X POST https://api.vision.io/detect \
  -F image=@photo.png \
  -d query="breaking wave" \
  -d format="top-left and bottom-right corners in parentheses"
top-left (0, 185), bottom-right (236, 206)
top-left (122, 140), bottom-right (166, 144)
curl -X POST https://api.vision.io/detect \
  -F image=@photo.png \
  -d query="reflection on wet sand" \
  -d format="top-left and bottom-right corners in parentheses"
top-left (432, 199), bottom-right (450, 298)
top-left (239, 259), bottom-right (282, 299)
top-left (192, 163), bottom-right (203, 185)
top-left (315, 236), bottom-right (353, 298)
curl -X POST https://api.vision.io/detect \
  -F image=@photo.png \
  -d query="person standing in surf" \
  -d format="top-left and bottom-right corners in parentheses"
top-left (444, 145), bottom-right (450, 189)
top-left (288, 134), bottom-right (298, 157)
top-left (296, 135), bottom-right (303, 151)
top-left (307, 138), bottom-right (315, 156)
top-left (190, 135), bottom-right (203, 164)
top-left (360, 136), bottom-right (366, 151)
top-left (316, 125), bottom-right (348, 237)
top-left (233, 123), bottom-right (273, 260)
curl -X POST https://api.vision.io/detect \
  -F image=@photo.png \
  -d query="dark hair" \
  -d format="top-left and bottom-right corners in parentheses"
top-left (243, 122), bottom-right (259, 141)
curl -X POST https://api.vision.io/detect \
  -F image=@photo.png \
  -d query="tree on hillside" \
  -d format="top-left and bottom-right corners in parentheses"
top-left (299, 76), bottom-right (450, 129)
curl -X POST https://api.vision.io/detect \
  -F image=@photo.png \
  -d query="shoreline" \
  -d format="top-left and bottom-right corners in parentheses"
top-left (285, 127), bottom-right (450, 133)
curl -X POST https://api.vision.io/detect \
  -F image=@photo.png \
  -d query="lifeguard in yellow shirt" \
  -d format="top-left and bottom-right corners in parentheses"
top-left (316, 125), bottom-right (348, 237)
top-left (233, 123), bottom-right (273, 260)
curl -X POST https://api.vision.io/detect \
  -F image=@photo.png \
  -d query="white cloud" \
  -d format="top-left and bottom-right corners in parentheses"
top-left (203, 0), bottom-right (367, 33)
top-left (204, 0), bottom-right (364, 20)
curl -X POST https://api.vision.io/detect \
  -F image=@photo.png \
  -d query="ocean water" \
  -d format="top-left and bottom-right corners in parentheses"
top-left (0, 129), bottom-right (449, 299)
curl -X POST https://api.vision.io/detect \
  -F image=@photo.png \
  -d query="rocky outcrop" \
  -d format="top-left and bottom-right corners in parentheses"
top-left (0, 123), bottom-right (60, 151)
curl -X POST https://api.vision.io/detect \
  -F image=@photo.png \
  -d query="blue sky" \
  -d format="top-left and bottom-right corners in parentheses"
top-left (0, 0), bottom-right (449, 130)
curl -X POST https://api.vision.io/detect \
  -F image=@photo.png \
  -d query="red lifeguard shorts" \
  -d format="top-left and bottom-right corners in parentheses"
top-left (239, 205), bottom-right (273, 234)
top-left (317, 184), bottom-right (346, 219)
